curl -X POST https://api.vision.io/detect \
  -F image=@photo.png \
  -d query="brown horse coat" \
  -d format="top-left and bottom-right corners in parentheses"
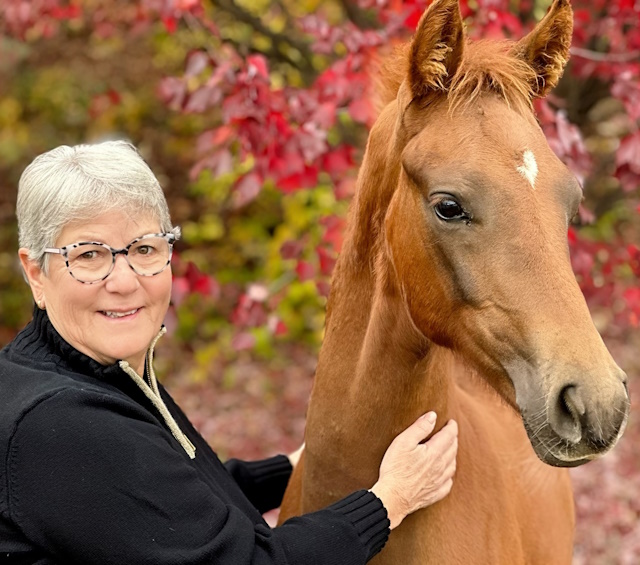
top-left (279, 1), bottom-right (629, 563)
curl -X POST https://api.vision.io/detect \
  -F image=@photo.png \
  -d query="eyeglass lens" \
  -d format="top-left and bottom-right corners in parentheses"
top-left (67, 237), bottom-right (172, 283)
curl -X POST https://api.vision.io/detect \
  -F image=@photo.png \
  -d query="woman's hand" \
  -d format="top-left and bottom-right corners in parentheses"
top-left (370, 412), bottom-right (458, 530)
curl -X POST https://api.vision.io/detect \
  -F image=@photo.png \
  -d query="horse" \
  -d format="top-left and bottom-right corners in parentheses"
top-left (278, 0), bottom-right (630, 562)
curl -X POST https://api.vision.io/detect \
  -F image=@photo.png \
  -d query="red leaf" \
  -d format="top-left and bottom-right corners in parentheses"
top-left (296, 260), bottom-right (315, 282)
top-left (171, 277), bottom-right (189, 307)
top-left (157, 77), bottom-right (187, 111)
top-left (316, 280), bottom-right (331, 298)
top-left (296, 126), bottom-right (327, 162)
top-left (49, 5), bottom-right (82, 20)
top-left (195, 127), bottom-right (234, 156)
top-left (311, 101), bottom-right (338, 130)
top-left (162, 16), bottom-right (177, 33)
top-left (404, 7), bottom-right (423, 30)
top-left (184, 262), bottom-right (220, 299)
top-left (193, 274), bottom-right (219, 298)
top-left (233, 172), bottom-right (263, 208)
top-left (88, 91), bottom-right (120, 119)
top-left (280, 240), bottom-right (305, 260)
top-left (623, 287), bottom-right (640, 311)
top-left (185, 50), bottom-right (209, 77)
top-left (232, 332), bottom-right (256, 351)
top-left (268, 315), bottom-right (288, 336)
top-left (277, 165), bottom-right (319, 193)
top-left (348, 97), bottom-right (374, 124)
top-left (568, 227), bottom-right (578, 244)
top-left (189, 149), bottom-right (233, 181)
top-left (555, 111), bottom-right (585, 156)
top-left (184, 87), bottom-right (214, 113)
top-left (322, 146), bottom-right (354, 179)
top-left (247, 54), bottom-right (269, 80)
top-left (617, 132), bottom-right (640, 174)
top-left (316, 246), bottom-right (336, 276)
top-left (231, 293), bottom-right (268, 327)
top-left (211, 125), bottom-right (234, 146)
top-left (571, 248), bottom-right (595, 274)
top-left (334, 177), bottom-right (356, 199)
top-left (577, 203), bottom-right (596, 225)
top-left (320, 215), bottom-right (345, 253)
top-left (176, 0), bottom-right (200, 10)
top-left (107, 89), bottom-right (121, 105)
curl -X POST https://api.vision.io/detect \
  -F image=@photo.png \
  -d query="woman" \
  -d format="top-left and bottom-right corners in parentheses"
top-left (0, 141), bottom-right (458, 564)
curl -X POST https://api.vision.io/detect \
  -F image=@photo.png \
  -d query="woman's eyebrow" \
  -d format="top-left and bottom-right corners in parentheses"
top-left (65, 231), bottom-right (158, 243)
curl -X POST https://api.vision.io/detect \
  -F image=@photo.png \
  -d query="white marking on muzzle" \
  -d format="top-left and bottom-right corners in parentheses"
top-left (517, 149), bottom-right (538, 189)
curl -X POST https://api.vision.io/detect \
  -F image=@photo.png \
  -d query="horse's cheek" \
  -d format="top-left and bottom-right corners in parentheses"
top-left (386, 209), bottom-right (453, 343)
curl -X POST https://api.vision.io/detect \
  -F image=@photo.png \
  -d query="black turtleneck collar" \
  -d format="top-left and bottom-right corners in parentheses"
top-left (6, 305), bottom-right (125, 381)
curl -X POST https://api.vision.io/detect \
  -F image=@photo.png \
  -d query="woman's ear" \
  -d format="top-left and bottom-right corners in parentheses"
top-left (19, 248), bottom-right (45, 306)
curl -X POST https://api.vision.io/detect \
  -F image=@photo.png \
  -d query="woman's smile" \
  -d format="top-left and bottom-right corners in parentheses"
top-left (99, 307), bottom-right (142, 320)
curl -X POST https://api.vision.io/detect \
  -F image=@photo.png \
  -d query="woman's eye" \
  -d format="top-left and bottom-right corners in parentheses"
top-left (434, 199), bottom-right (468, 221)
top-left (136, 245), bottom-right (154, 255)
top-left (78, 251), bottom-right (98, 260)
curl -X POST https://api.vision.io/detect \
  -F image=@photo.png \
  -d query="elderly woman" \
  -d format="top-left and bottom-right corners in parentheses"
top-left (0, 141), bottom-right (458, 564)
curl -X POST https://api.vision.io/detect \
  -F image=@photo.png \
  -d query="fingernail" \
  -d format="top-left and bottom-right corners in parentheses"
top-left (422, 412), bottom-right (436, 423)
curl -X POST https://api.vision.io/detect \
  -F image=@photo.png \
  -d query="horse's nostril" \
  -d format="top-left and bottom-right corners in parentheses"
top-left (562, 385), bottom-right (586, 418)
top-left (551, 385), bottom-right (584, 444)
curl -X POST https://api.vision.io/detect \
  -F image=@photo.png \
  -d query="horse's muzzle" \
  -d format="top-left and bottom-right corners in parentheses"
top-left (521, 372), bottom-right (630, 467)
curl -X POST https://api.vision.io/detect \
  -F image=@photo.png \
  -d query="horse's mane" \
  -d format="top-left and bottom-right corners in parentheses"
top-left (378, 39), bottom-right (537, 114)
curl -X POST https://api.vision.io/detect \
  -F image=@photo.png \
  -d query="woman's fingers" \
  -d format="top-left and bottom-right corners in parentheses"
top-left (371, 413), bottom-right (459, 529)
top-left (394, 412), bottom-right (438, 448)
top-left (424, 419), bottom-right (458, 454)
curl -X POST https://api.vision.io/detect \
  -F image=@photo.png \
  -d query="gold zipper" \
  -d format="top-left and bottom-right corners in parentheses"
top-left (119, 327), bottom-right (196, 459)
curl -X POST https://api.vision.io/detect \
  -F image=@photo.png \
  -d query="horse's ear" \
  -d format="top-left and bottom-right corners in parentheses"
top-left (407, 0), bottom-right (465, 99)
top-left (511, 0), bottom-right (573, 98)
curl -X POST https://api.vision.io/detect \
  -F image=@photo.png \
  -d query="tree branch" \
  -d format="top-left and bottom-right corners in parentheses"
top-left (338, 0), bottom-right (380, 30)
top-left (571, 46), bottom-right (640, 63)
top-left (213, 0), bottom-right (315, 77)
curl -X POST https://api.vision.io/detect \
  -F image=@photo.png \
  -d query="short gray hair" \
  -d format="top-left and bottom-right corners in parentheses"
top-left (17, 140), bottom-right (176, 271)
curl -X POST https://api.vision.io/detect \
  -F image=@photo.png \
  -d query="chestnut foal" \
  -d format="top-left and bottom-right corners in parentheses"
top-left (279, 1), bottom-right (629, 563)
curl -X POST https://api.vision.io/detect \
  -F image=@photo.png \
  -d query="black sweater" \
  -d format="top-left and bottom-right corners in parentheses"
top-left (0, 308), bottom-right (389, 564)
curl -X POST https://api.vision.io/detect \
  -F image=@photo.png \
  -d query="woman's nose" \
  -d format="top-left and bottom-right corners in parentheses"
top-left (104, 254), bottom-right (140, 293)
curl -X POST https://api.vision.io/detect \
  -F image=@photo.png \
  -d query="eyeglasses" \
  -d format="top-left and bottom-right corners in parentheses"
top-left (44, 232), bottom-right (177, 284)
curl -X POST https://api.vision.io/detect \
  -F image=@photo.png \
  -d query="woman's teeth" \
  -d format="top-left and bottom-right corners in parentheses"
top-left (102, 309), bottom-right (138, 318)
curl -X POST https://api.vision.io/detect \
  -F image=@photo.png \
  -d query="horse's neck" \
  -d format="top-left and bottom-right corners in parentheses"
top-left (308, 252), bottom-right (458, 481)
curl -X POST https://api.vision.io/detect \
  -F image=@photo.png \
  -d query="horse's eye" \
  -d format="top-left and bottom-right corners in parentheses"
top-left (434, 199), bottom-right (468, 221)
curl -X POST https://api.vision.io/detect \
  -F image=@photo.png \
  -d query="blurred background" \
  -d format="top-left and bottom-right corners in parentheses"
top-left (0, 0), bottom-right (638, 562)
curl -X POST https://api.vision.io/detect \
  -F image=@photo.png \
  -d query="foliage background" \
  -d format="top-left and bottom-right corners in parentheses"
top-left (0, 0), bottom-right (638, 563)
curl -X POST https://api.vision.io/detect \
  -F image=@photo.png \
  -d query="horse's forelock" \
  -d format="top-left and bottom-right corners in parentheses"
top-left (378, 38), bottom-right (537, 115)
top-left (448, 40), bottom-right (536, 113)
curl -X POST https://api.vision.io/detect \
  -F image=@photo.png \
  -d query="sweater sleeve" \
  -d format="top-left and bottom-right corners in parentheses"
top-left (224, 456), bottom-right (293, 514)
top-left (7, 390), bottom-right (389, 565)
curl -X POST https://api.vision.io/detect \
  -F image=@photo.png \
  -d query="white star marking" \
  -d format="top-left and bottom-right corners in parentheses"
top-left (517, 149), bottom-right (538, 189)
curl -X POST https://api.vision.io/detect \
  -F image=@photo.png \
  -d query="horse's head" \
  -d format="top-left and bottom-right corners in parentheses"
top-left (374, 0), bottom-right (629, 467)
